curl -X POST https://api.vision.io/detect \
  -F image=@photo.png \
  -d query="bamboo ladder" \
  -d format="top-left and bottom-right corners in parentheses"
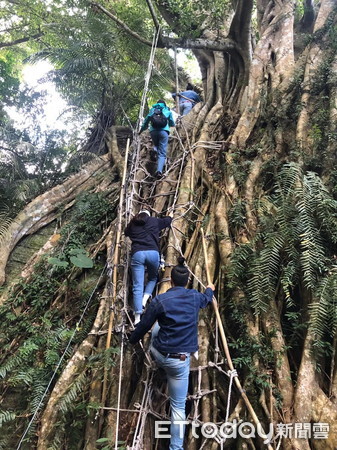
top-left (98, 138), bottom-right (130, 434)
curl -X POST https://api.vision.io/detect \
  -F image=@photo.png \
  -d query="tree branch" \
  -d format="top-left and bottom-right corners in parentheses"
top-left (145, 0), bottom-right (161, 31)
top-left (161, 36), bottom-right (237, 52)
top-left (91, 2), bottom-right (153, 46)
top-left (91, 2), bottom-right (237, 52)
top-left (0, 32), bottom-right (43, 49)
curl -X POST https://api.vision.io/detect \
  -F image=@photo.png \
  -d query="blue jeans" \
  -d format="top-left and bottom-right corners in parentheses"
top-left (151, 323), bottom-right (190, 450)
top-left (131, 250), bottom-right (159, 314)
top-left (150, 130), bottom-right (169, 173)
top-left (180, 101), bottom-right (193, 116)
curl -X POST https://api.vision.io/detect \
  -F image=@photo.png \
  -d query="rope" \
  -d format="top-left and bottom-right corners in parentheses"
top-left (16, 262), bottom-right (108, 450)
top-left (225, 370), bottom-right (237, 424)
top-left (276, 435), bottom-right (283, 450)
top-left (137, 27), bottom-right (161, 131)
top-left (114, 323), bottom-right (125, 450)
top-left (131, 369), bottom-right (154, 449)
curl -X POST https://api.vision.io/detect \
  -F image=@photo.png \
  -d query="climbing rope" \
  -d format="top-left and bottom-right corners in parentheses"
top-left (114, 323), bottom-right (125, 450)
top-left (138, 26), bottom-right (161, 131)
top-left (131, 368), bottom-right (154, 450)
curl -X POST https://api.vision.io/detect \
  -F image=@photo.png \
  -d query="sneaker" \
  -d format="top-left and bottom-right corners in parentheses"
top-left (142, 293), bottom-right (151, 308)
top-left (150, 149), bottom-right (158, 161)
top-left (134, 313), bottom-right (141, 325)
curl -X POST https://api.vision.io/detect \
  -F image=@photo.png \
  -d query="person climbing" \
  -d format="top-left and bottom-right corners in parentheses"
top-left (172, 83), bottom-right (201, 116)
top-left (124, 209), bottom-right (172, 324)
top-left (129, 257), bottom-right (215, 450)
top-left (139, 99), bottom-right (175, 179)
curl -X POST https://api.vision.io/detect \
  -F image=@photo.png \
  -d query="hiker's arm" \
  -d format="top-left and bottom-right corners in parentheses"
top-left (158, 216), bottom-right (172, 230)
top-left (129, 301), bottom-right (158, 344)
top-left (199, 287), bottom-right (214, 308)
top-left (168, 112), bottom-right (175, 127)
top-left (140, 114), bottom-right (150, 132)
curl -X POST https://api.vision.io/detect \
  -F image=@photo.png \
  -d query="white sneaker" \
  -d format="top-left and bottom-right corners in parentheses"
top-left (134, 313), bottom-right (141, 325)
top-left (142, 293), bottom-right (151, 308)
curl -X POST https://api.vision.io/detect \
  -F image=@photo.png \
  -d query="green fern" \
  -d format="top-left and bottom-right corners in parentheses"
top-left (242, 162), bottom-right (337, 315)
top-left (309, 271), bottom-right (337, 339)
top-left (0, 410), bottom-right (16, 427)
top-left (0, 437), bottom-right (10, 450)
top-left (58, 371), bottom-right (88, 414)
top-left (248, 233), bottom-right (284, 313)
top-left (0, 206), bottom-right (13, 245)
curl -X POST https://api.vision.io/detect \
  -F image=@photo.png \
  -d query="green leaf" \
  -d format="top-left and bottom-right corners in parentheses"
top-left (96, 438), bottom-right (110, 443)
top-left (48, 257), bottom-right (69, 268)
top-left (70, 254), bottom-right (93, 268)
top-left (68, 247), bottom-right (87, 256)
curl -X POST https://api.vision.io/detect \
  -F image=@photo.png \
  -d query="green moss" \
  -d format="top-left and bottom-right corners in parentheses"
top-left (6, 222), bottom-right (55, 282)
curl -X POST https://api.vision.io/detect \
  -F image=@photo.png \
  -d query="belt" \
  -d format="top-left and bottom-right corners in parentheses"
top-left (157, 349), bottom-right (189, 361)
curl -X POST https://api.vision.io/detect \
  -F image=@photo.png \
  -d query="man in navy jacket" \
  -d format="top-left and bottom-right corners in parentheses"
top-left (129, 257), bottom-right (214, 450)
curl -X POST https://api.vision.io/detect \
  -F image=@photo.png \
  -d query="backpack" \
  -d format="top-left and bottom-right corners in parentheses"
top-left (150, 106), bottom-right (168, 129)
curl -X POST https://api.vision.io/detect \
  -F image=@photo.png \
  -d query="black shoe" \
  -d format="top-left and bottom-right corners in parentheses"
top-left (150, 149), bottom-right (158, 161)
top-left (155, 171), bottom-right (162, 179)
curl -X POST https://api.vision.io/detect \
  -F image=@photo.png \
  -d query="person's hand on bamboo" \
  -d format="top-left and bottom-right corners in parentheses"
top-left (207, 283), bottom-right (215, 291)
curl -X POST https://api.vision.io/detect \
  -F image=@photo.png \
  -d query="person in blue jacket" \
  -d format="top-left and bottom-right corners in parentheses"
top-left (125, 209), bottom-right (172, 324)
top-left (140, 100), bottom-right (175, 178)
top-left (172, 83), bottom-right (201, 116)
top-left (129, 257), bottom-right (215, 450)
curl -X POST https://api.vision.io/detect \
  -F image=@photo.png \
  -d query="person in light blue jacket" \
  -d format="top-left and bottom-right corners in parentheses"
top-left (140, 100), bottom-right (175, 178)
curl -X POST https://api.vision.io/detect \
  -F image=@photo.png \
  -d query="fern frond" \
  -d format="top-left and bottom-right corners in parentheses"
top-left (0, 410), bottom-right (16, 427)
top-left (0, 206), bottom-right (14, 244)
top-left (296, 173), bottom-right (328, 289)
top-left (58, 370), bottom-right (88, 414)
top-left (309, 271), bottom-right (337, 339)
top-left (248, 233), bottom-right (284, 313)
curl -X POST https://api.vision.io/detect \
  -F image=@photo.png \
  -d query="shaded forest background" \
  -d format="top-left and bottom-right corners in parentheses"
top-left (1, 1), bottom-right (337, 449)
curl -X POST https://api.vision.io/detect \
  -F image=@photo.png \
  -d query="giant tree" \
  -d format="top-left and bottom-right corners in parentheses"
top-left (1, 1), bottom-right (337, 449)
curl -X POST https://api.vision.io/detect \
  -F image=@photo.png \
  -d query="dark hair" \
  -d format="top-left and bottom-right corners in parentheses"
top-left (130, 211), bottom-right (150, 226)
top-left (186, 83), bottom-right (194, 91)
top-left (171, 256), bottom-right (189, 287)
top-left (157, 99), bottom-right (166, 106)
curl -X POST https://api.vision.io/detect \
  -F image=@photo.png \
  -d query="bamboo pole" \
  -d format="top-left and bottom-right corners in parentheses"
top-left (99, 138), bottom-right (130, 432)
top-left (200, 228), bottom-right (273, 450)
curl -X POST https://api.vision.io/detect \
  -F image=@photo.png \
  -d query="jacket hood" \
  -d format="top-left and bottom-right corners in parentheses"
top-left (153, 102), bottom-right (168, 109)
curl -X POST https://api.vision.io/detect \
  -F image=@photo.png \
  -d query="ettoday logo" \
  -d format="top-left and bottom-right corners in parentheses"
top-left (155, 419), bottom-right (330, 442)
